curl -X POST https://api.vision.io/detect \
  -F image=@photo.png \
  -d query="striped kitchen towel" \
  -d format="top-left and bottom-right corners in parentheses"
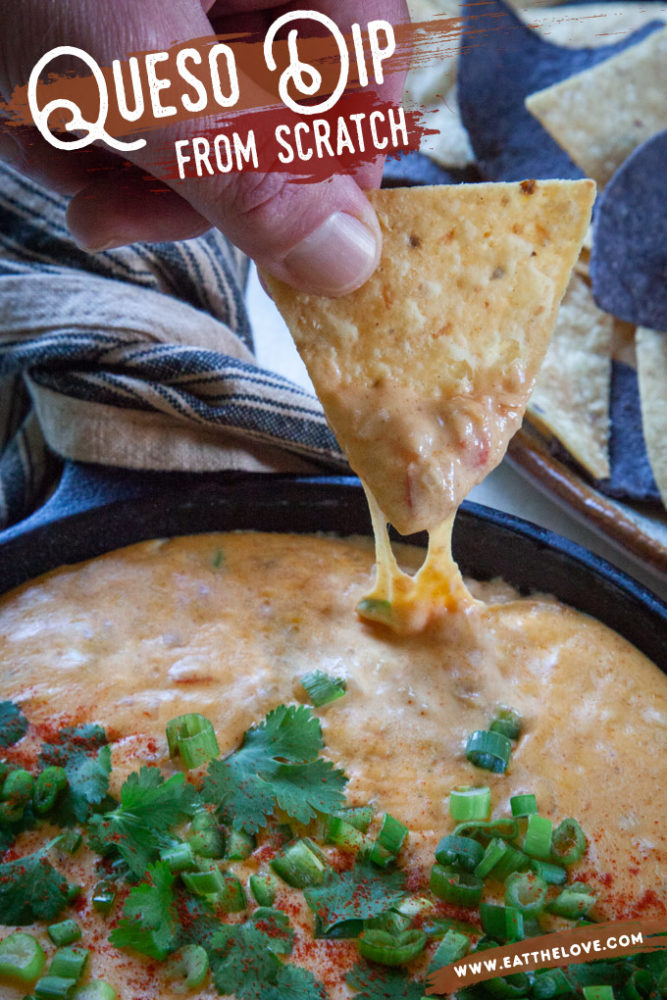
top-left (0, 160), bottom-right (347, 531)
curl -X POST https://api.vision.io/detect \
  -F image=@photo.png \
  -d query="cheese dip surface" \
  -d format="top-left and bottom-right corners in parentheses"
top-left (0, 531), bottom-right (665, 999)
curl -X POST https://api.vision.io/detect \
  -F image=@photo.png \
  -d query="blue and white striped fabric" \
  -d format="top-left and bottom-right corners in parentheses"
top-left (0, 161), bottom-right (347, 530)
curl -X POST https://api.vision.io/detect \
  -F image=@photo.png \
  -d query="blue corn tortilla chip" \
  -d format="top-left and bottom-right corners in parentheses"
top-left (596, 361), bottom-right (661, 503)
top-left (381, 150), bottom-right (480, 187)
top-left (458, 0), bottom-right (662, 181)
top-left (590, 131), bottom-right (667, 332)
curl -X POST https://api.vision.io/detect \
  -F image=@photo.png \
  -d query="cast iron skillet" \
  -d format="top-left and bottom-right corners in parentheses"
top-left (0, 462), bottom-right (665, 670)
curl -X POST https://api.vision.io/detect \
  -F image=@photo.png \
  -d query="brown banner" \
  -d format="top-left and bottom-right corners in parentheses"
top-left (427, 918), bottom-right (667, 995)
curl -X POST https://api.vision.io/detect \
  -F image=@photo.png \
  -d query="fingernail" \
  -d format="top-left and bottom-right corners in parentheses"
top-left (71, 235), bottom-right (120, 253)
top-left (284, 212), bottom-right (381, 297)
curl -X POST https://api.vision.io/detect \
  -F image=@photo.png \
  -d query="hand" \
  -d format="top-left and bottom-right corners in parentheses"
top-left (0, 0), bottom-right (408, 296)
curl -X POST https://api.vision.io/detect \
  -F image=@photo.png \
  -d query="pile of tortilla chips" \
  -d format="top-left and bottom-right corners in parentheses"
top-left (402, 0), bottom-right (667, 514)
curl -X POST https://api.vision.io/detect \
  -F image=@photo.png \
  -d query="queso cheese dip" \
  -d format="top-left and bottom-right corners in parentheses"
top-left (0, 530), bottom-right (664, 999)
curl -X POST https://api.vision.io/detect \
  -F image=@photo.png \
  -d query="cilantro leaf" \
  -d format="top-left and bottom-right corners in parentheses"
top-left (0, 845), bottom-right (70, 923)
top-left (0, 700), bottom-right (28, 747)
top-left (304, 861), bottom-right (406, 936)
top-left (40, 724), bottom-right (111, 824)
top-left (346, 962), bottom-right (424, 1000)
top-left (110, 861), bottom-right (176, 960)
top-left (209, 923), bottom-right (281, 997)
top-left (175, 895), bottom-right (224, 951)
top-left (207, 908), bottom-right (327, 1000)
top-left (203, 705), bottom-right (347, 834)
top-left (248, 907), bottom-right (294, 955)
top-left (89, 766), bottom-right (198, 876)
top-left (254, 964), bottom-right (328, 1000)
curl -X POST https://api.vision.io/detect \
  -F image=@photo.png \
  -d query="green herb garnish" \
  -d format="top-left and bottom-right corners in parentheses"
top-left (203, 704), bottom-right (347, 834)
top-left (0, 700), bottom-right (28, 748)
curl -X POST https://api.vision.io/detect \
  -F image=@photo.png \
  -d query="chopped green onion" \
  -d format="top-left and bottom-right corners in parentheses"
top-left (531, 860), bottom-right (567, 885)
top-left (583, 989), bottom-right (614, 1000)
top-left (45, 951), bottom-right (83, 988)
top-left (523, 814), bottom-right (553, 860)
top-left (0, 932), bottom-right (46, 985)
top-left (493, 844), bottom-right (529, 882)
top-left (357, 598), bottom-right (392, 622)
top-left (270, 839), bottom-right (330, 888)
top-left (47, 922), bottom-right (81, 948)
top-left (430, 865), bottom-right (483, 906)
top-left (504, 871), bottom-right (547, 914)
top-left (454, 818), bottom-right (518, 841)
top-left (188, 810), bottom-right (225, 859)
top-left (225, 827), bottom-right (255, 861)
top-left (533, 969), bottom-right (573, 998)
top-left (182, 868), bottom-right (227, 897)
top-left (369, 842), bottom-right (396, 869)
top-left (182, 867), bottom-right (246, 911)
top-left (475, 838), bottom-right (511, 879)
top-left (449, 786), bottom-right (491, 821)
top-left (160, 841), bottom-right (195, 872)
top-left (34, 767), bottom-right (68, 815)
top-left (91, 882), bottom-right (116, 915)
top-left (395, 896), bottom-right (434, 918)
top-left (377, 814), bottom-right (408, 854)
top-left (423, 917), bottom-right (479, 939)
top-left (480, 903), bottom-right (524, 942)
top-left (66, 885), bottom-right (82, 905)
top-left (211, 549), bottom-right (225, 569)
top-left (337, 806), bottom-right (374, 833)
top-left (490, 707), bottom-right (522, 740)
top-left (466, 731), bottom-right (512, 773)
top-left (300, 671), bottom-right (347, 707)
top-left (72, 983), bottom-right (117, 1000)
top-left (215, 873), bottom-right (246, 913)
top-left (551, 818), bottom-right (587, 865)
top-left (429, 929), bottom-right (470, 970)
top-left (164, 944), bottom-right (209, 991)
top-left (0, 768), bottom-right (34, 821)
top-left (325, 816), bottom-right (367, 853)
top-left (366, 910), bottom-right (412, 935)
top-left (357, 929), bottom-right (427, 967)
top-left (34, 976), bottom-right (78, 1000)
top-left (624, 969), bottom-right (655, 1000)
top-left (510, 794), bottom-right (537, 818)
top-left (249, 874), bottom-right (278, 907)
top-left (435, 835), bottom-right (485, 872)
top-left (486, 973), bottom-right (531, 997)
top-left (48, 948), bottom-right (89, 982)
top-left (547, 883), bottom-right (596, 919)
top-left (472, 837), bottom-right (528, 881)
top-left (0, 761), bottom-right (10, 791)
top-left (57, 831), bottom-right (82, 856)
top-left (166, 714), bottom-right (220, 770)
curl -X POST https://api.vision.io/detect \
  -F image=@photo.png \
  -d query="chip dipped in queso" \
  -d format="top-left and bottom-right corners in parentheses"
top-left (0, 184), bottom-right (665, 1000)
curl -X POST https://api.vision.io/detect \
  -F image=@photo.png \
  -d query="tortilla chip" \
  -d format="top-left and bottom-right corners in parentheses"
top-left (267, 180), bottom-right (594, 534)
top-left (525, 4), bottom-right (667, 48)
top-left (458, 0), bottom-right (661, 181)
top-left (599, 361), bottom-right (661, 503)
top-left (526, 28), bottom-right (667, 188)
top-left (636, 327), bottom-right (667, 510)
top-left (527, 273), bottom-right (612, 480)
top-left (590, 130), bottom-right (667, 332)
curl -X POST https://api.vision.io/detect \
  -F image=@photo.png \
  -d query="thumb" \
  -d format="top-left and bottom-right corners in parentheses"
top-left (69, 162), bottom-right (381, 297)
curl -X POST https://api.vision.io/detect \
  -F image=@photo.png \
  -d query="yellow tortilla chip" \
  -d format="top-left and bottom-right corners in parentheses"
top-left (636, 327), bottom-right (667, 510)
top-left (526, 28), bottom-right (667, 187)
top-left (267, 181), bottom-right (594, 534)
top-left (527, 273), bottom-right (612, 480)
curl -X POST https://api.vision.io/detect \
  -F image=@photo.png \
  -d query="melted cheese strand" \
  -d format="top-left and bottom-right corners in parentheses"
top-left (358, 484), bottom-right (478, 634)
